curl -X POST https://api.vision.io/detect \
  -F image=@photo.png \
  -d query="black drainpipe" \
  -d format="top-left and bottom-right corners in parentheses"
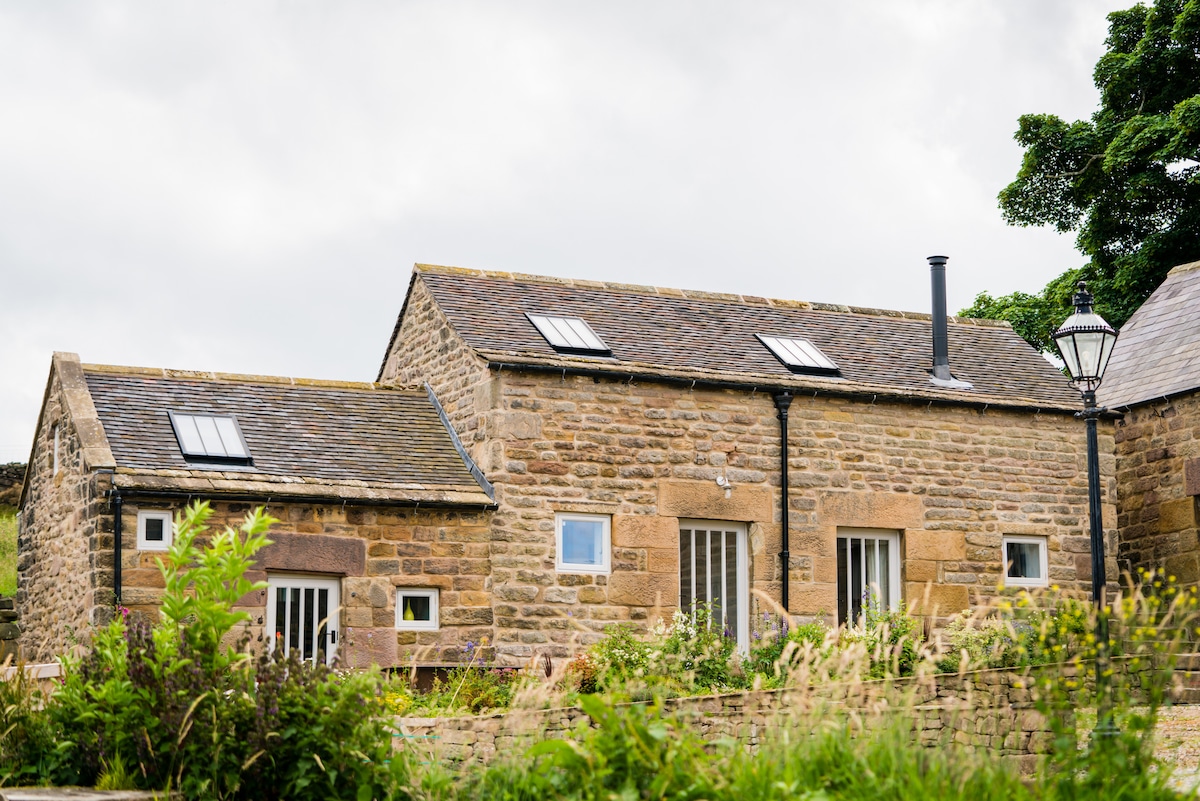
top-left (112, 489), bottom-right (122, 607)
top-left (774, 391), bottom-right (793, 613)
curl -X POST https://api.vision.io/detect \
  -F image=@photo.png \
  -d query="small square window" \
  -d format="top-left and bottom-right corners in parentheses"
top-left (396, 588), bottom-right (439, 631)
top-left (1002, 535), bottom-right (1048, 587)
top-left (555, 513), bottom-right (611, 574)
top-left (137, 510), bottom-right (174, 552)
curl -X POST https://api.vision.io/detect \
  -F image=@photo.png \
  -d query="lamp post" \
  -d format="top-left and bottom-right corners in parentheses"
top-left (1051, 280), bottom-right (1119, 741)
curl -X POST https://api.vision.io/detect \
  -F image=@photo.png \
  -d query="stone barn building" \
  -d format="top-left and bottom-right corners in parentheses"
top-left (378, 263), bottom-right (1111, 664)
top-left (17, 261), bottom-right (1115, 668)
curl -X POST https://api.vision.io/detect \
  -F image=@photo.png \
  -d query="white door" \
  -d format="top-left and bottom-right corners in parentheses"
top-left (266, 576), bottom-right (340, 665)
top-left (678, 520), bottom-right (750, 653)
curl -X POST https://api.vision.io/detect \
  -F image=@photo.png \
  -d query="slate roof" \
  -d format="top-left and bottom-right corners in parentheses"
top-left (397, 265), bottom-right (1081, 411)
top-left (1101, 260), bottom-right (1200, 409)
top-left (81, 364), bottom-right (492, 504)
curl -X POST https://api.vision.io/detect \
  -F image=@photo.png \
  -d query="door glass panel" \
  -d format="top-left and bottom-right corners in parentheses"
top-left (288, 588), bottom-right (301, 655)
top-left (680, 529), bottom-right (693, 611)
top-left (317, 588), bottom-right (329, 660)
top-left (709, 530), bottom-right (722, 626)
top-left (275, 588), bottom-right (287, 645)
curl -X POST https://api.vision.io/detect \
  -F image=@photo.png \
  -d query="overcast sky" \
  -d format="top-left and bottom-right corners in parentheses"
top-left (0, 1), bottom-right (1117, 463)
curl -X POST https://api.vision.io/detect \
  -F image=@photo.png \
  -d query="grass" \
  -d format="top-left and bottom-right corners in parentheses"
top-left (0, 505), bottom-right (15, 597)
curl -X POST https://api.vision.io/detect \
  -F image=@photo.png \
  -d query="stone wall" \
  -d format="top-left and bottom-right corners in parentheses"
top-left (116, 499), bottom-right (494, 666)
top-left (0, 462), bottom-right (25, 508)
top-left (382, 273), bottom-right (1117, 666)
top-left (17, 356), bottom-right (114, 663)
top-left (395, 665), bottom-right (1063, 771)
top-left (1114, 392), bottom-right (1200, 583)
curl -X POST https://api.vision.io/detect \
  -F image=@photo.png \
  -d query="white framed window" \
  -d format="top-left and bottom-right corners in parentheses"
top-left (555, 513), bottom-right (611, 574)
top-left (679, 520), bottom-right (750, 653)
top-left (837, 528), bottom-right (902, 625)
top-left (137, 510), bottom-right (174, 551)
top-left (267, 575), bottom-right (341, 666)
top-left (395, 588), bottom-right (440, 631)
top-left (1002, 535), bottom-right (1048, 587)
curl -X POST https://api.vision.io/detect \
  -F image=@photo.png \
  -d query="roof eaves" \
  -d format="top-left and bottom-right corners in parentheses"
top-left (112, 469), bottom-right (496, 508)
top-left (481, 352), bottom-right (1079, 414)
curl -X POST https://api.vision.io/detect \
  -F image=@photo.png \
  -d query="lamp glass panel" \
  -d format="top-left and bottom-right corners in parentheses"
top-left (1056, 334), bottom-right (1083, 380)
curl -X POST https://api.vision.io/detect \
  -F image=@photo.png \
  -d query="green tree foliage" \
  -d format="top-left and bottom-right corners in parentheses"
top-left (963, 0), bottom-right (1200, 348)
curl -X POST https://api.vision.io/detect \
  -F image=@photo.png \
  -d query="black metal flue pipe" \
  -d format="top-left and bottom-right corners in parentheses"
top-left (928, 255), bottom-right (952, 381)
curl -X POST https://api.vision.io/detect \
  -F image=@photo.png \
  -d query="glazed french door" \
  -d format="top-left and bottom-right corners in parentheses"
top-left (678, 520), bottom-right (750, 653)
top-left (266, 576), bottom-right (340, 665)
top-left (836, 529), bottom-right (901, 625)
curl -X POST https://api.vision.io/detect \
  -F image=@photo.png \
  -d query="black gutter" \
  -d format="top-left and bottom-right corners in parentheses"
top-left (111, 489), bottom-right (122, 607)
top-left (773, 391), bottom-right (793, 613)
top-left (110, 488), bottom-right (497, 510)
top-left (486, 361), bottom-right (1084, 417)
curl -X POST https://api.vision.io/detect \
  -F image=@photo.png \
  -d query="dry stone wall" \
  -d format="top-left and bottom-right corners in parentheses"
top-left (0, 463), bottom-right (24, 508)
top-left (395, 664), bottom-right (1064, 772)
top-left (1114, 392), bottom-right (1200, 584)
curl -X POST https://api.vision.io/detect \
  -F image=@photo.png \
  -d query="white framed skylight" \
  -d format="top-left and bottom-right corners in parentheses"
top-left (756, 334), bottom-right (839, 373)
top-left (168, 412), bottom-right (251, 461)
top-left (526, 314), bottom-right (610, 354)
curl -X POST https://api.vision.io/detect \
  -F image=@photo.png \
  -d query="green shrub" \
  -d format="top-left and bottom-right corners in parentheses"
top-left (7, 501), bottom-right (402, 800)
top-left (408, 642), bottom-right (522, 716)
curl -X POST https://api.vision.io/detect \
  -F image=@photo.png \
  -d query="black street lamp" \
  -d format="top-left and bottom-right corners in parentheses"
top-left (1051, 280), bottom-right (1119, 741)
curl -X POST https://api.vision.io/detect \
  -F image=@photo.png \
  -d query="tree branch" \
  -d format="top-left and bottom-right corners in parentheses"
top-left (1048, 153), bottom-right (1105, 180)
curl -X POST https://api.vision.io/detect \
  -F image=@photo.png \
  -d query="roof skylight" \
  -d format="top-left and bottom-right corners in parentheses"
top-left (526, 314), bottom-right (610, 354)
top-left (169, 412), bottom-right (251, 462)
top-left (757, 334), bottom-right (839, 373)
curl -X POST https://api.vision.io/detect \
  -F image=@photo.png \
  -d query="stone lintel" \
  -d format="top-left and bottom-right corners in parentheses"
top-left (658, 480), bottom-right (773, 523)
top-left (818, 491), bottom-right (924, 530)
top-left (258, 531), bottom-right (366, 577)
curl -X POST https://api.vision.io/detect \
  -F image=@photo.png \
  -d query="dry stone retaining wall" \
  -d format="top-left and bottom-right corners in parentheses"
top-left (395, 665), bottom-right (1065, 772)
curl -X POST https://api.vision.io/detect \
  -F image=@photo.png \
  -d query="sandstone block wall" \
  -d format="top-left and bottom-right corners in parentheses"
top-left (382, 275), bottom-right (1117, 667)
top-left (117, 499), bottom-right (494, 666)
top-left (1114, 392), bottom-right (1200, 583)
top-left (395, 664), bottom-right (1063, 771)
top-left (17, 364), bottom-right (112, 663)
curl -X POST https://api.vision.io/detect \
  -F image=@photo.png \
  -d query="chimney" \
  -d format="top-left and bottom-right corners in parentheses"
top-left (927, 255), bottom-right (973, 390)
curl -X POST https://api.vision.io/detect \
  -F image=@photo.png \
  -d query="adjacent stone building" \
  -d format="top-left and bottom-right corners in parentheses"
top-left (1102, 260), bottom-right (1200, 585)
top-left (18, 262), bottom-right (1116, 668)
top-left (17, 353), bottom-right (494, 665)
